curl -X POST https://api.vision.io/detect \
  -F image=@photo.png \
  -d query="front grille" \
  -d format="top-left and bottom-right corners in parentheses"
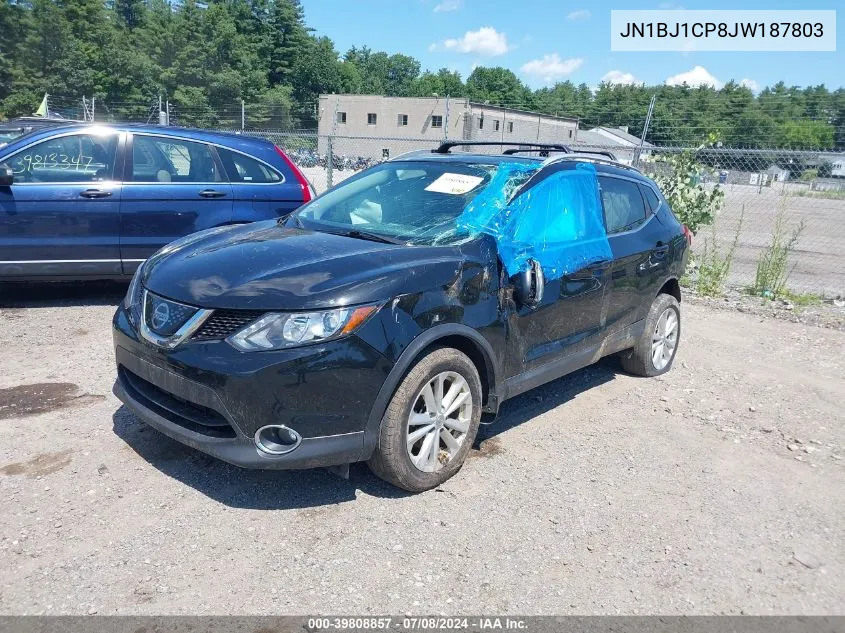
top-left (144, 291), bottom-right (198, 336)
top-left (192, 309), bottom-right (265, 341)
top-left (120, 367), bottom-right (236, 438)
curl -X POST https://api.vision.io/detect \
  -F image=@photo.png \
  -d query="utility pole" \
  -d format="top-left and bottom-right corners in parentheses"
top-left (241, 99), bottom-right (245, 130)
top-left (634, 94), bottom-right (656, 168)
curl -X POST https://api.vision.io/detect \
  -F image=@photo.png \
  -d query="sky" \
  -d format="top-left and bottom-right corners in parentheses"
top-left (301, 0), bottom-right (843, 92)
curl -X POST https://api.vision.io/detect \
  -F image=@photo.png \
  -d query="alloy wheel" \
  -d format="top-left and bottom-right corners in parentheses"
top-left (406, 371), bottom-right (473, 473)
top-left (651, 307), bottom-right (679, 371)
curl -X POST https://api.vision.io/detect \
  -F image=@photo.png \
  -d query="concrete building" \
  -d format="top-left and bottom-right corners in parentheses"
top-left (317, 94), bottom-right (580, 159)
top-left (571, 126), bottom-right (654, 165)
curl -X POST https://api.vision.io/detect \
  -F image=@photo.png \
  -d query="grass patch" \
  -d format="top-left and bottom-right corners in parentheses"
top-left (689, 205), bottom-right (743, 297)
top-left (791, 189), bottom-right (845, 200)
top-left (780, 290), bottom-right (823, 307)
top-left (750, 199), bottom-right (805, 299)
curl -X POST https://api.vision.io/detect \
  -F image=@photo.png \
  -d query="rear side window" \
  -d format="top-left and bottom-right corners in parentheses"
top-left (640, 184), bottom-right (661, 213)
top-left (6, 133), bottom-right (118, 183)
top-left (132, 135), bottom-right (221, 183)
top-left (598, 176), bottom-right (647, 234)
top-left (217, 148), bottom-right (282, 183)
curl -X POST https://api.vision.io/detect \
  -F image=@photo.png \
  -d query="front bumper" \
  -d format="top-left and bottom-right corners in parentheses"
top-left (112, 305), bottom-right (392, 470)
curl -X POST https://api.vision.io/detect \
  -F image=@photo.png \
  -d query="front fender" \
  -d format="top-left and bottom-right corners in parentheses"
top-left (360, 322), bottom-right (502, 458)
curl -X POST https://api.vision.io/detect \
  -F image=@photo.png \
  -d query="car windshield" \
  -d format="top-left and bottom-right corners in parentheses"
top-left (0, 129), bottom-right (24, 144)
top-left (289, 160), bottom-right (533, 246)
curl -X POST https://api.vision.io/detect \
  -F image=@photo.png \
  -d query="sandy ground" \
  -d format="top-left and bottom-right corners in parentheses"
top-left (0, 283), bottom-right (844, 615)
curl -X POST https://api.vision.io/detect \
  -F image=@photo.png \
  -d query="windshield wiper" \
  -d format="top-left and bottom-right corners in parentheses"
top-left (336, 229), bottom-right (406, 245)
top-left (280, 214), bottom-right (303, 227)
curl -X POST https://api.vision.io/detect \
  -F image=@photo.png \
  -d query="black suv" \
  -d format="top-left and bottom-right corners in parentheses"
top-left (113, 142), bottom-right (689, 492)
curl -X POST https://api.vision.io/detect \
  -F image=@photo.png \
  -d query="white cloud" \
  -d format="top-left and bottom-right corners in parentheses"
top-left (665, 65), bottom-right (722, 88)
top-left (600, 70), bottom-right (641, 85)
top-left (434, 27), bottom-right (511, 56)
top-left (740, 78), bottom-right (760, 92)
top-left (566, 9), bottom-right (590, 20)
top-left (520, 53), bottom-right (583, 84)
top-left (433, 0), bottom-right (460, 12)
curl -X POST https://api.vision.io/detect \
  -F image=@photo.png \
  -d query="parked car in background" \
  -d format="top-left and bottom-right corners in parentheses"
top-left (113, 142), bottom-right (690, 492)
top-left (0, 124), bottom-right (314, 281)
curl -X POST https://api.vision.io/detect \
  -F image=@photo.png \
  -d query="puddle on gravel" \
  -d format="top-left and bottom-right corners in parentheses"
top-left (0, 382), bottom-right (105, 420)
top-left (0, 450), bottom-right (73, 477)
top-left (471, 436), bottom-right (505, 459)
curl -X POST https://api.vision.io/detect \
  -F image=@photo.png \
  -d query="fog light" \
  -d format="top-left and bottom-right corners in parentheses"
top-left (254, 425), bottom-right (302, 455)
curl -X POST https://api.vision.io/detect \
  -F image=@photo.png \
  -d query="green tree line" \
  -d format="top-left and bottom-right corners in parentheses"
top-left (1, 0), bottom-right (843, 149)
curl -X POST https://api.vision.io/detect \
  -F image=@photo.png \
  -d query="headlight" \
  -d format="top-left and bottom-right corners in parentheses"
top-left (124, 262), bottom-right (144, 310)
top-left (227, 305), bottom-right (379, 352)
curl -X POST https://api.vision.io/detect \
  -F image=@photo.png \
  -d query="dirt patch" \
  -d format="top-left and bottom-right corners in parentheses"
top-left (471, 436), bottom-right (505, 459)
top-left (0, 383), bottom-right (105, 420)
top-left (0, 450), bottom-right (73, 477)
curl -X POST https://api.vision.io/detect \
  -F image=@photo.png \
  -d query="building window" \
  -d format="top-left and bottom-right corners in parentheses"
top-left (494, 120), bottom-right (500, 132)
top-left (478, 115), bottom-right (484, 130)
top-left (397, 114), bottom-right (408, 127)
top-left (507, 122), bottom-right (514, 133)
top-left (382, 148), bottom-right (390, 158)
top-left (568, 129), bottom-right (573, 138)
top-left (336, 111), bottom-right (346, 124)
top-left (367, 113), bottom-right (377, 125)
top-left (431, 115), bottom-right (443, 128)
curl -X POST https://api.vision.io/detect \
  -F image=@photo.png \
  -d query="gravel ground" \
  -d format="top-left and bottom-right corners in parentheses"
top-left (0, 283), bottom-right (844, 615)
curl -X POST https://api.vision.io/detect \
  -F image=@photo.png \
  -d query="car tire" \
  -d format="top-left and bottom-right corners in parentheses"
top-left (619, 293), bottom-right (681, 377)
top-left (367, 347), bottom-right (482, 492)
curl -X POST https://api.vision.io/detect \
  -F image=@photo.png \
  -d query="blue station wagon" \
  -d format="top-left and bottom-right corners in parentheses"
top-left (0, 124), bottom-right (315, 281)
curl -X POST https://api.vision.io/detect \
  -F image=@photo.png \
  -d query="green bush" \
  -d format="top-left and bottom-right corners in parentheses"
top-left (649, 137), bottom-right (725, 234)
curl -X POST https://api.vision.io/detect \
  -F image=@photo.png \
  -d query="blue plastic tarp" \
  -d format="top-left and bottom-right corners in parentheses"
top-left (457, 162), bottom-right (612, 280)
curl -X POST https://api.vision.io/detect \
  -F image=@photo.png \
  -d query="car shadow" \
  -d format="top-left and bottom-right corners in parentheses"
top-left (112, 357), bottom-right (621, 509)
top-left (0, 280), bottom-right (128, 308)
top-left (475, 357), bottom-right (620, 445)
top-left (112, 404), bottom-right (412, 509)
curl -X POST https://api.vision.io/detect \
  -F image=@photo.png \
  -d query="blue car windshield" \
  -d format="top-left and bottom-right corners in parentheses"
top-left (290, 160), bottom-right (534, 245)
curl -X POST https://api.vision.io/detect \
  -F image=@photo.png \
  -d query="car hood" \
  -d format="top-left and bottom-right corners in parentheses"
top-left (142, 221), bottom-right (483, 310)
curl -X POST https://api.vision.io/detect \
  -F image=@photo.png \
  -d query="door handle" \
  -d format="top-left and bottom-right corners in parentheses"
top-left (79, 189), bottom-right (112, 199)
top-left (199, 189), bottom-right (226, 199)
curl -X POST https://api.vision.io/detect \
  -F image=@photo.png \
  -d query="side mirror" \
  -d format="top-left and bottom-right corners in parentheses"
top-left (514, 259), bottom-right (545, 307)
top-left (0, 164), bottom-right (13, 187)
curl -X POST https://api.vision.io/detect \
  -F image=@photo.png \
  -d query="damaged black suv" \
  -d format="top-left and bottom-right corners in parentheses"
top-left (113, 142), bottom-right (689, 492)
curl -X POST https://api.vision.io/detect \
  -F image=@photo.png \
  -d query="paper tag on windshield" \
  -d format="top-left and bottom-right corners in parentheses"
top-left (425, 173), bottom-right (484, 195)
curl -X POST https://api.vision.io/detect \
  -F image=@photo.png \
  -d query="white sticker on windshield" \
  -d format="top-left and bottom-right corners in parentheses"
top-left (425, 173), bottom-right (484, 195)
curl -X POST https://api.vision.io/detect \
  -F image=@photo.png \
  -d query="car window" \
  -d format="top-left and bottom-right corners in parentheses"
top-left (132, 135), bottom-right (221, 183)
top-left (5, 133), bottom-right (118, 183)
top-left (293, 160), bottom-right (501, 245)
top-left (217, 148), bottom-right (282, 183)
top-left (598, 176), bottom-right (648, 234)
top-left (640, 184), bottom-right (661, 213)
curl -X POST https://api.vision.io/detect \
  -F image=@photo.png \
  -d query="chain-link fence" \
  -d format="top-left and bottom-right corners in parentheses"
top-left (640, 147), bottom-right (844, 297)
top-left (236, 131), bottom-right (844, 298)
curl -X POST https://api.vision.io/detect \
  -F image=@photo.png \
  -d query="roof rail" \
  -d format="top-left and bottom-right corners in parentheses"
top-left (570, 149), bottom-right (618, 161)
top-left (433, 140), bottom-right (573, 155)
top-left (389, 148), bottom-right (436, 161)
top-left (541, 152), bottom-right (641, 174)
